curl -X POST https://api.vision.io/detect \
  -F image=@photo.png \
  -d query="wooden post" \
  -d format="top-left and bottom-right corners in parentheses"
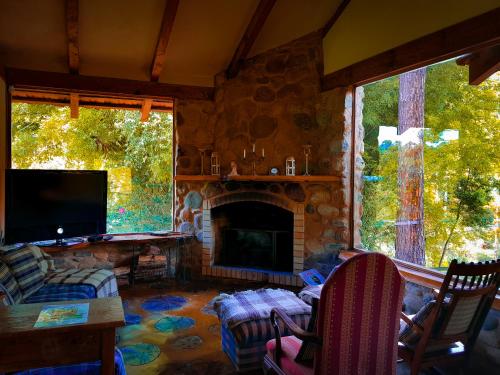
top-left (140, 99), bottom-right (152, 122)
top-left (70, 93), bottom-right (79, 118)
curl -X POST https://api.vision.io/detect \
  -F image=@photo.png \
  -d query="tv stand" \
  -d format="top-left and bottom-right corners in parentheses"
top-left (33, 237), bottom-right (84, 247)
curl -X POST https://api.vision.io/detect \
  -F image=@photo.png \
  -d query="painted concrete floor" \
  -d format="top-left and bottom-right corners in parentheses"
top-left (117, 281), bottom-right (492, 375)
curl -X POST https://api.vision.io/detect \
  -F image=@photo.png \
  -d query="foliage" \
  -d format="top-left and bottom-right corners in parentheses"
top-left (360, 61), bottom-right (499, 268)
top-left (11, 104), bottom-right (173, 233)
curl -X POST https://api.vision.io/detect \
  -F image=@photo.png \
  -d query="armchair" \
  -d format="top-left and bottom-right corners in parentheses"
top-left (264, 252), bottom-right (406, 375)
top-left (398, 259), bottom-right (500, 375)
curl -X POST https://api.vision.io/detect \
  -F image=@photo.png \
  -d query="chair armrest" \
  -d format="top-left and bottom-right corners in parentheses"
top-left (270, 308), bottom-right (322, 367)
top-left (271, 308), bottom-right (322, 345)
top-left (401, 312), bottom-right (423, 334)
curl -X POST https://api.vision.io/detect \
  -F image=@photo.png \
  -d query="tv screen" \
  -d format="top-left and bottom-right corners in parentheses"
top-left (5, 169), bottom-right (107, 245)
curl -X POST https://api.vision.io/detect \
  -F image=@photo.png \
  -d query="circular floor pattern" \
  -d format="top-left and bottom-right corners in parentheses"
top-left (171, 335), bottom-right (203, 350)
top-left (124, 312), bottom-right (142, 325)
top-left (120, 343), bottom-right (161, 366)
top-left (155, 315), bottom-right (195, 333)
top-left (141, 295), bottom-right (188, 312)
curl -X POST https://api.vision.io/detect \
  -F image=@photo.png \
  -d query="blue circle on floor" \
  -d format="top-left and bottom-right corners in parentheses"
top-left (120, 343), bottom-right (161, 366)
top-left (155, 315), bottom-right (195, 333)
top-left (125, 312), bottom-right (142, 325)
top-left (141, 296), bottom-right (188, 312)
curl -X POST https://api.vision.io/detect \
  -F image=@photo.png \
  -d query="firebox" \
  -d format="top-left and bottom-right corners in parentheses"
top-left (211, 201), bottom-right (293, 272)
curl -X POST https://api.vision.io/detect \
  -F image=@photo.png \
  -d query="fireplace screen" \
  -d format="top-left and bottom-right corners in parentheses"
top-left (222, 228), bottom-right (292, 271)
top-left (212, 201), bottom-right (293, 272)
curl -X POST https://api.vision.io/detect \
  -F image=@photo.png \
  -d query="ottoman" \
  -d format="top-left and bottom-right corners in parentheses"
top-left (214, 288), bottom-right (311, 372)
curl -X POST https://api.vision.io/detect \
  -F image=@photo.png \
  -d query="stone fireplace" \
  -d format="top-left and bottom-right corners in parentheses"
top-left (173, 31), bottom-right (359, 285)
top-left (201, 191), bottom-right (304, 285)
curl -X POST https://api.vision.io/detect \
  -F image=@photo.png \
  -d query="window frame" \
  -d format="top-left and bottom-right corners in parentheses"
top-left (7, 94), bottom-right (175, 235)
top-left (347, 55), bottom-right (500, 310)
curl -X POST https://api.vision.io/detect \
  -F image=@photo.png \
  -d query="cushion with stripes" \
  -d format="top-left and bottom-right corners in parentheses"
top-left (399, 300), bottom-right (436, 345)
top-left (28, 244), bottom-right (56, 275)
top-left (1, 246), bottom-right (45, 299)
top-left (0, 261), bottom-right (23, 304)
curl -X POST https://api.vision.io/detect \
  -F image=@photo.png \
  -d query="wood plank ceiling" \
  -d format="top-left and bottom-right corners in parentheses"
top-left (1, 0), bottom-right (345, 118)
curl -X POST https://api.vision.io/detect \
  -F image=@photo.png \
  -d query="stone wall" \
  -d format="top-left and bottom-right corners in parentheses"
top-left (174, 32), bottom-right (353, 279)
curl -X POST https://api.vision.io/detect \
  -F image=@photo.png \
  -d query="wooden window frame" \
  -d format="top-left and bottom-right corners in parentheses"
top-left (343, 9), bottom-right (500, 309)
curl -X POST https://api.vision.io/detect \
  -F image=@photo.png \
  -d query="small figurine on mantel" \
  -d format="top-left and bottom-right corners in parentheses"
top-left (228, 160), bottom-right (239, 176)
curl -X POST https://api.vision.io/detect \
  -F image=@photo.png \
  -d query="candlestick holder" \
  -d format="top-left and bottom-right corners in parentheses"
top-left (197, 146), bottom-right (210, 175)
top-left (303, 144), bottom-right (312, 176)
top-left (243, 144), bottom-right (265, 176)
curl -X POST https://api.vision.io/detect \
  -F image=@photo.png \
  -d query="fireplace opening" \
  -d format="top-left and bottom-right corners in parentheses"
top-left (211, 201), bottom-right (293, 272)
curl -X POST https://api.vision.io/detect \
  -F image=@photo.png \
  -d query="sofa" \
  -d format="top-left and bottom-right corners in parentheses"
top-left (0, 244), bottom-right (118, 305)
top-left (0, 243), bottom-right (125, 375)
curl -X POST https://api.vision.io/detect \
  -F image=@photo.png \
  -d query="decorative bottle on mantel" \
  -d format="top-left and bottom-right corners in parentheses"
top-left (285, 156), bottom-right (296, 176)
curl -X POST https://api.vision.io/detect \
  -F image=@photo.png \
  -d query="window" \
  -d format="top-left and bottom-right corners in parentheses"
top-left (358, 59), bottom-right (499, 269)
top-left (11, 103), bottom-right (173, 233)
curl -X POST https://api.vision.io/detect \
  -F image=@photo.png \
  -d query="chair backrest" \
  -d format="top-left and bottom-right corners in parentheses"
top-left (315, 253), bottom-right (405, 375)
top-left (428, 259), bottom-right (500, 345)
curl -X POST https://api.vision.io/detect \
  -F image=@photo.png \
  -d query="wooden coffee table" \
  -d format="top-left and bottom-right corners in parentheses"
top-left (0, 297), bottom-right (125, 374)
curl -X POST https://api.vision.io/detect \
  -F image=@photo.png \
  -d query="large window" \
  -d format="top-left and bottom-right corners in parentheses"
top-left (359, 60), bottom-right (499, 269)
top-left (11, 104), bottom-right (173, 233)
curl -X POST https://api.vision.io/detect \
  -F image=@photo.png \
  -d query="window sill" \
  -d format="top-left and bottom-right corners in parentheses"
top-left (340, 249), bottom-right (500, 310)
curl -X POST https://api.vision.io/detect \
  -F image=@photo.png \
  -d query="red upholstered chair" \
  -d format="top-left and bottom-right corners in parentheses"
top-left (263, 252), bottom-right (406, 375)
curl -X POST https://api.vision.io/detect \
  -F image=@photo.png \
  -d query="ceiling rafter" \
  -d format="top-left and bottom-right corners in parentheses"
top-left (226, 0), bottom-right (276, 79)
top-left (457, 44), bottom-right (500, 85)
top-left (66, 0), bottom-right (79, 74)
top-left (150, 0), bottom-right (180, 82)
top-left (321, 0), bottom-right (350, 38)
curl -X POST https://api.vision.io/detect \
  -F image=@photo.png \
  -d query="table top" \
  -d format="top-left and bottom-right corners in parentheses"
top-left (0, 297), bottom-right (125, 337)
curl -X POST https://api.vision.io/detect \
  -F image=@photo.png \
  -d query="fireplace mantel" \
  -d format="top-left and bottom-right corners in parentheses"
top-left (174, 175), bottom-right (341, 183)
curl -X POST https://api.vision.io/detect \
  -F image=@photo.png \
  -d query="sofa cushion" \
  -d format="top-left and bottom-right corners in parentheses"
top-left (1, 245), bottom-right (45, 299)
top-left (28, 245), bottom-right (55, 275)
top-left (0, 261), bottom-right (23, 304)
top-left (45, 268), bottom-right (119, 298)
top-left (23, 283), bottom-right (97, 304)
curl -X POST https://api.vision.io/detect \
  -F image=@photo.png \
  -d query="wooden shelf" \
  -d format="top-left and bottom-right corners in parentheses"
top-left (174, 175), bottom-right (341, 182)
top-left (174, 175), bottom-right (219, 182)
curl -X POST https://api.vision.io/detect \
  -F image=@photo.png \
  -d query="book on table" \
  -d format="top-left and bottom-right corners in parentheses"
top-left (34, 303), bottom-right (89, 328)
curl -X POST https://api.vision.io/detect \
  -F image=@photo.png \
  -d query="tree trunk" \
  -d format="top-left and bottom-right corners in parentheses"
top-left (395, 68), bottom-right (426, 265)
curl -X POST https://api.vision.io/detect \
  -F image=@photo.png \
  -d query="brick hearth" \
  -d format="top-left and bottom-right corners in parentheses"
top-left (201, 191), bottom-right (304, 286)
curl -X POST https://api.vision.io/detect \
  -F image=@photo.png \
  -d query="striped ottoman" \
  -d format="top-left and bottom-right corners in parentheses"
top-left (214, 289), bottom-right (311, 372)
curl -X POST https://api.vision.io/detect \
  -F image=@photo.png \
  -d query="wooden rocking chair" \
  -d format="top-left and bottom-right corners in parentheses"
top-left (263, 252), bottom-right (406, 375)
top-left (398, 259), bottom-right (500, 375)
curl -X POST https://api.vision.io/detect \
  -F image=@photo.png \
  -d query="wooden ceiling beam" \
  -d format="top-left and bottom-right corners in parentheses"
top-left (6, 68), bottom-right (215, 101)
top-left (460, 45), bottom-right (500, 85)
top-left (322, 8), bottom-right (500, 90)
top-left (150, 0), bottom-right (180, 82)
top-left (66, 0), bottom-right (79, 74)
top-left (70, 92), bottom-right (79, 118)
top-left (321, 0), bottom-right (350, 38)
top-left (226, 0), bottom-right (276, 79)
top-left (140, 99), bottom-right (153, 121)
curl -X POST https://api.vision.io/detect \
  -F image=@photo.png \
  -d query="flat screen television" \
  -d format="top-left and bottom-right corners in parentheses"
top-left (4, 169), bottom-right (107, 245)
